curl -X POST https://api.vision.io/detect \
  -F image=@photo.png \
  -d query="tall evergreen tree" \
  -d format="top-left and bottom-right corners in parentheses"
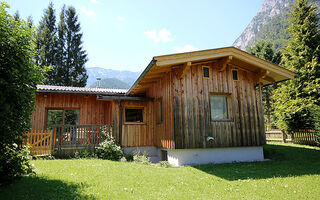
top-left (63, 6), bottom-right (88, 87)
top-left (247, 41), bottom-right (282, 130)
top-left (36, 2), bottom-right (57, 84)
top-left (55, 5), bottom-right (67, 85)
top-left (273, 0), bottom-right (320, 131)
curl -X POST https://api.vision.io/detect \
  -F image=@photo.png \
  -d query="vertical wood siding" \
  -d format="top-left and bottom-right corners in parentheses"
top-left (172, 63), bottom-right (265, 149)
top-left (31, 93), bottom-right (112, 130)
top-left (112, 100), bottom-right (154, 147)
top-left (146, 72), bottom-right (175, 149)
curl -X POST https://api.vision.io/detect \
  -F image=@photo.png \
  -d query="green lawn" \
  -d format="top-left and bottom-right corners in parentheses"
top-left (1, 143), bottom-right (319, 200)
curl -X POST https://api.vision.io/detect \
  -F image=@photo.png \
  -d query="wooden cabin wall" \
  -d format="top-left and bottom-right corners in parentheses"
top-left (146, 72), bottom-right (175, 149)
top-left (31, 93), bottom-right (112, 130)
top-left (172, 63), bottom-right (265, 149)
top-left (112, 100), bottom-right (154, 147)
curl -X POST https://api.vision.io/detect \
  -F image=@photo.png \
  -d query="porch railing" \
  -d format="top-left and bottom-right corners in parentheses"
top-left (53, 124), bottom-right (112, 148)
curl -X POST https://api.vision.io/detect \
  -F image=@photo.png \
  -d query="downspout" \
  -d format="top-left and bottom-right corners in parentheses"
top-left (118, 100), bottom-right (123, 146)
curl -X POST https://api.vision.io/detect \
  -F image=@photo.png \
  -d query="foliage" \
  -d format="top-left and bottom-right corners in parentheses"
top-left (247, 41), bottom-right (282, 129)
top-left (0, 2), bottom-right (45, 182)
top-left (157, 161), bottom-right (172, 168)
top-left (36, 3), bottom-right (88, 87)
top-left (1, 143), bottom-right (319, 199)
top-left (35, 2), bottom-right (57, 84)
top-left (74, 150), bottom-right (95, 159)
top-left (273, 0), bottom-right (320, 131)
top-left (0, 144), bottom-right (34, 184)
top-left (133, 151), bottom-right (151, 165)
top-left (95, 129), bottom-right (124, 161)
top-left (89, 78), bottom-right (130, 89)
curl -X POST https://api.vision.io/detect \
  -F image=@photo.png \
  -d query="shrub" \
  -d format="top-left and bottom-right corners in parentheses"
top-left (74, 150), bottom-right (95, 159)
top-left (157, 161), bottom-right (172, 168)
top-left (95, 129), bottom-right (124, 161)
top-left (133, 151), bottom-right (151, 165)
top-left (0, 144), bottom-right (34, 184)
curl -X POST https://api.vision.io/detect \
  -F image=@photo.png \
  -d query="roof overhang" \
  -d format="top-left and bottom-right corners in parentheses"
top-left (128, 46), bottom-right (295, 95)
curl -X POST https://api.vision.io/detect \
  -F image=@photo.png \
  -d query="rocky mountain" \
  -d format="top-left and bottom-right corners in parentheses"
top-left (86, 67), bottom-right (141, 88)
top-left (233, 0), bottom-right (319, 50)
top-left (89, 78), bottom-right (130, 89)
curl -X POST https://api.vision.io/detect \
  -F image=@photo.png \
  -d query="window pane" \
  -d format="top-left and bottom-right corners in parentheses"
top-left (47, 110), bottom-right (63, 129)
top-left (65, 110), bottom-right (79, 125)
top-left (203, 67), bottom-right (209, 78)
top-left (125, 108), bottom-right (143, 122)
top-left (232, 70), bottom-right (238, 80)
top-left (210, 96), bottom-right (228, 120)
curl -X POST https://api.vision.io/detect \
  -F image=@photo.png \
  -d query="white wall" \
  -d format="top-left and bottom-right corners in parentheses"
top-left (167, 146), bottom-right (264, 167)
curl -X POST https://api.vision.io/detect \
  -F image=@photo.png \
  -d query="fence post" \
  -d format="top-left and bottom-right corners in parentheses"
top-left (281, 130), bottom-right (286, 143)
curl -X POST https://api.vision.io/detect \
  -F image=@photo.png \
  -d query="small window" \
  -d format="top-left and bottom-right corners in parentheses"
top-left (232, 69), bottom-right (238, 81)
top-left (156, 98), bottom-right (163, 124)
top-left (125, 108), bottom-right (144, 123)
top-left (203, 66), bottom-right (209, 78)
top-left (210, 95), bottom-right (229, 121)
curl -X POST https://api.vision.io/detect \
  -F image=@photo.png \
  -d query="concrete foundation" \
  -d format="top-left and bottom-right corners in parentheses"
top-left (123, 146), bottom-right (161, 163)
top-left (166, 146), bottom-right (264, 166)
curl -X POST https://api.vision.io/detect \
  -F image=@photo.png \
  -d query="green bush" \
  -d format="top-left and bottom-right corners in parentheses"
top-left (0, 144), bottom-right (34, 184)
top-left (95, 130), bottom-right (124, 161)
top-left (157, 161), bottom-right (172, 168)
top-left (74, 150), bottom-right (95, 159)
top-left (133, 151), bottom-right (151, 165)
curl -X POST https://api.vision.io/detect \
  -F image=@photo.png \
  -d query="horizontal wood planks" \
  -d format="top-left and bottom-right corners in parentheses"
top-left (32, 93), bottom-right (112, 130)
top-left (146, 72), bottom-right (175, 149)
top-left (172, 62), bottom-right (265, 149)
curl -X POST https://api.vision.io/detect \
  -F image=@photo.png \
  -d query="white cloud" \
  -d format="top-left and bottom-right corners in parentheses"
top-left (173, 45), bottom-right (199, 53)
top-left (144, 28), bottom-right (172, 43)
top-left (79, 7), bottom-right (96, 17)
top-left (117, 16), bottom-right (125, 22)
top-left (91, 0), bottom-right (98, 3)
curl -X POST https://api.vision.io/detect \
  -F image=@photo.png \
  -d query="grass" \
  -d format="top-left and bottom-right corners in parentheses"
top-left (1, 143), bottom-right (319, 200)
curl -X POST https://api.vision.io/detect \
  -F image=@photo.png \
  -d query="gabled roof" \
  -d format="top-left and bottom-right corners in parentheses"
top-left (128, 46), bottom-right (295, 95)
top-left (37, 85), bottom-right (127, 95)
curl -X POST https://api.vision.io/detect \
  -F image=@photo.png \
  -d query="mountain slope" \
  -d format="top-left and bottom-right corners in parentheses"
top-left (233, 0), bottom-right (320, 51)
top-left (86, 67), bottom-right (141, 87)
top-left (89, 78), bottom-right (130, 89)
top-left (233, 0), bottom-right (292, 50)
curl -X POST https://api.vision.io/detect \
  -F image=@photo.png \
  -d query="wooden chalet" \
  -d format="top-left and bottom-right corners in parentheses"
top-left (31, 47), bottom-right (295, 166)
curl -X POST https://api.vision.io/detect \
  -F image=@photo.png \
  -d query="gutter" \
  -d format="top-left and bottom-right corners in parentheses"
top-left (97, 95), bottom-right (154, 101)
top-left (126, 59), bottom-right (157, 95)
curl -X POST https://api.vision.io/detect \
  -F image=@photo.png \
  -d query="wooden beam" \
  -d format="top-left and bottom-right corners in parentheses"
top-left (218, 56), bottom-right (233, 71)
top-left (262, 76), bottom-right (275, 83)
top-left (178, 61), bottom-right (192, 79)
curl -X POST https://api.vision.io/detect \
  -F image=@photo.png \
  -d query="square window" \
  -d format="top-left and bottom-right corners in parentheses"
top-left (47, 109), bottom-right (79, 129)
top-left (203, 67), bottom-right (209, 78)
top-left (210, 95), bottom-right (229, 121)
top-left (125, 108), bottom-right (144, 123)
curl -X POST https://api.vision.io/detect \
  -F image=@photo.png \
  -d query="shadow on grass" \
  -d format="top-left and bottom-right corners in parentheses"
top-left (0, 175), bottom-right (95, 200)
top-left (192, 144), bottom-right (320, 181)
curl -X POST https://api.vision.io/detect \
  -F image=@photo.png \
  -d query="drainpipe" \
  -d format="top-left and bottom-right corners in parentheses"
top-left (118, 100), bottom-right (123, 146)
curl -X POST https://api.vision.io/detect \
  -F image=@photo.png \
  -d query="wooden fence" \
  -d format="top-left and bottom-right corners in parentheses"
top-left (266, 129), bottom-right (319, 146)
top-left (26, 130), bottom-right (53, 156)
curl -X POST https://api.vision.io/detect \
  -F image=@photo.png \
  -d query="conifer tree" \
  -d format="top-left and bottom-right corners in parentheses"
top-left (273, 0), bottom-right (320, 131)
top-left (36, 2), bottom-right (57, 84)
top-left (63, 6), bottom-right (88, 87)
top-left (247, 41), bottom-right (282, 130)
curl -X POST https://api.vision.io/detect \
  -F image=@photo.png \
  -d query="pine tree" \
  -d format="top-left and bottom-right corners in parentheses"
top-left (63, 6), bottom-right (88, 87)
top-left (55, 5), bottom-right (67, 85)
top-left (36, 2), bottom-right (57, 84)
top-left (273, 0), bottom-right (320, 131)
top-left (247, 41), bottom-right (282, 130)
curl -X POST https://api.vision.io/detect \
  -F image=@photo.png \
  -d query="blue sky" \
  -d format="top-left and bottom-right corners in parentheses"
top-left (6, 0), bottom-right (264, 71)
